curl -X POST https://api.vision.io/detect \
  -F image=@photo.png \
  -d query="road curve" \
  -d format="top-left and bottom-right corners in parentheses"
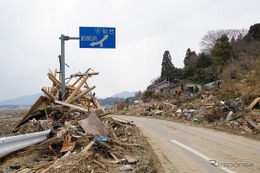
top-left (112, 115), bottom-right (260, 173)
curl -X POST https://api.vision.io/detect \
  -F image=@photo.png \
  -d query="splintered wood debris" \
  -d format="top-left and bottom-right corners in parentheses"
top-left (0, 68), bottom-right (155, 173)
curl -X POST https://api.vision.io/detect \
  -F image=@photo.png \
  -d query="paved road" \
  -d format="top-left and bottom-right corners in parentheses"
top-left (112, 115), bottom-right (260, 173)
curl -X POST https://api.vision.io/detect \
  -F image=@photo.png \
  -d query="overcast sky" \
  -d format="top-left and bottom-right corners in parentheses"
top-left (0, 0), bottom-right (259, 101)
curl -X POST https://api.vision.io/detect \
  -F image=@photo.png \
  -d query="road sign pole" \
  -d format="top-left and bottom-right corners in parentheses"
top-left (60, 34), bottom-right (66, 101)
top-left (59, 35), bottom-right (79, 101)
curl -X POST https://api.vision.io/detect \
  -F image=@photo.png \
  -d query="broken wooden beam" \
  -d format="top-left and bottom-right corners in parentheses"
top-left (48, 73), bottom-right (61, 87)
top-left (111, 116), bottom-right (135, 125)
top-left (41, 87), bottom-right (55, 101)
top-left (54, 100), bottom-right (89, 113)
top-left (242, 125), bottom-right (253, 133)
top-left (246, 97), bottom-right (260, 110)
top-left (65, 72), bottom-right (98, 104)
top-left (81, 141), bottom-right (95, 153)
top-left (84, 82), bottom-right (101, 109)
top-left (245, 117), bottom-right (260, 130)
top-left (110, 139), bottom-right (143, 148)
top-left (71, 69), bottom-right (91, 86)
top-left (71, 86), bottom-right (96, 103)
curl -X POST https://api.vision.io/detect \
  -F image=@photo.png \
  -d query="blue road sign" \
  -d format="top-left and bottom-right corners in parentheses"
top-left (80, 27), bottom-right (116, 48)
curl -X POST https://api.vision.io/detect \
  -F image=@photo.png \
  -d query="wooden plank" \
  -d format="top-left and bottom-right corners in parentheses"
top-left (49, 86), bottom-right (60, 99)
top-left (246, 97), bottom-right (260, 110)
top-left (48, 73), bottom-right (61, 86)
top-left (84, 82), bottom-right (101, 109)
top-left (71, 86), bottom-right (96, 103)
top-left (245, 117), bottom-right (260, 130)
top-left (242, 125), bottom-right (253, 133)
top-left (41, 87), bottom-right (55, 100)
top-left (65, 74), bottom-right (90, 103)
top-left (71, 68), bottom-right (91, 87)
top-left (81, 141), bottom-right (95, 153)
top-left (49, 69), bottom-right (53, 76)
top-left (54, 86), bottom-right (60, 99)
top-left (13, 96), bottom-right (48, 132)
top-left (55, 100), bottom-right (89, 113)
top-left (251, 114), bottom-right (260, 122)
top-left (111, 116), bottom-right (135, 125)
top-left (65, 72), bottom-right (99, 104)
top-left (245, 113), bottom-right (260, 122)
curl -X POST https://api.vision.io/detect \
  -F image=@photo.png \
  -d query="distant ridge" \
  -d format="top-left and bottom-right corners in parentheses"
top-left (111, 91), bottom-right (136, 99)
top-left (0, 91), bottom-right (137, 108)
top-left (98, 91), bottom-right (137, 107)
top-left (0, 93), bottom-right (42, 106)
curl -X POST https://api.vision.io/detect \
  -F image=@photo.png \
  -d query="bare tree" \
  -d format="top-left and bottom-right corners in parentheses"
top-left (183, 48), bottom-right (199, 68)
top-left (200, 29), bottom-right (248, 53)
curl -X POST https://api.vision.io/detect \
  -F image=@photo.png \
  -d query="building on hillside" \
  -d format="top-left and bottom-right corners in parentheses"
top-left (147, 80), bottom-right (201, 95)
top-left (182, 82), bottom-right (201, 93)
top-left (169, 84), bottom-right (182, 95)
top-left (147, 80), bottom-right (172, 93)
top-left (204, 80), bottom-right (221, 90)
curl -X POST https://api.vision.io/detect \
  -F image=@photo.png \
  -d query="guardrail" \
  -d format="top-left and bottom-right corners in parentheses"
top-left (0, 129), bottom-right (51, 156)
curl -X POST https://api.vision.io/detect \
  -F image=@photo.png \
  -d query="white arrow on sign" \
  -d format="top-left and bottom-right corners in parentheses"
top-left (90, 35), bottom-right (109, 47)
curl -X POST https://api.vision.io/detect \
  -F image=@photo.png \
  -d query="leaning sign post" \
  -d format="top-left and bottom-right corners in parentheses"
top-left (59, 27), bottom-right (116, 100)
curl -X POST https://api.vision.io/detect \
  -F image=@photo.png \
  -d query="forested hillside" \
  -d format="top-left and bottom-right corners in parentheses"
top-left (150, 23), bottom-right (260, 102)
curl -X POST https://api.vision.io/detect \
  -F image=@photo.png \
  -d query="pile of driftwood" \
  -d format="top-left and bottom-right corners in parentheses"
top-left (1, 68), bottom-right (146, 173)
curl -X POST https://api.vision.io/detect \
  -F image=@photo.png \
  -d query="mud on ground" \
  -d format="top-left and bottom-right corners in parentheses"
top-left (0, 109), bottom-right (27, 136)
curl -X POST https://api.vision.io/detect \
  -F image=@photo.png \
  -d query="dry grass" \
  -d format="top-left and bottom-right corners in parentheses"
top-left (220, 56), bottom-right (260, 104)
top-left (0, 150), bottom-right (40, 170)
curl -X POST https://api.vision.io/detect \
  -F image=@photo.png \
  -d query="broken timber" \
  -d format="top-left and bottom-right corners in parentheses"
top-left (246, 97), bottom-right (260, 110)
top-left (245, 117), bottom-right (260, 131)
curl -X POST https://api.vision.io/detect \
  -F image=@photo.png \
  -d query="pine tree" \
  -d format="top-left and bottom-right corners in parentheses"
top-left (161, 50), bottom-right (174, 81)
top-left (211, 34), bottom-right (233, 68)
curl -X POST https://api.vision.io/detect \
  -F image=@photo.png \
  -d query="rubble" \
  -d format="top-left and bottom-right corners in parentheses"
top-left (122, 89), bottom-right (260, 137)
top-left (0, 68), bottom-right (158, 173)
